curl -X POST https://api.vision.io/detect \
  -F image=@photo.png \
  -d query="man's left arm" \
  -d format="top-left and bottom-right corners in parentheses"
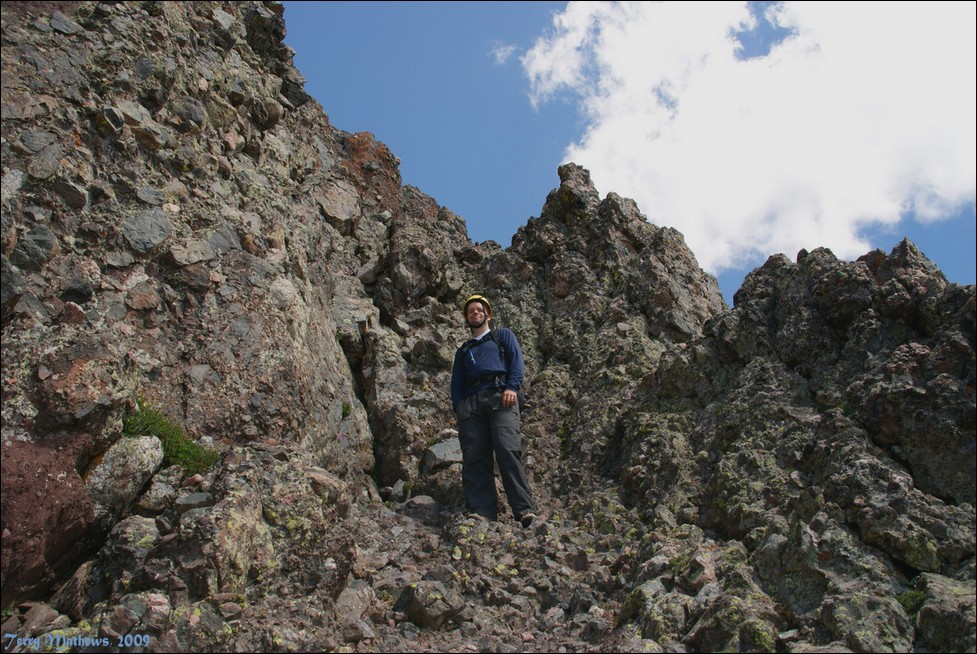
top-left (499, 329), bottom-right (524, 393)
top-left (450, 348), bottom-right (466, 410)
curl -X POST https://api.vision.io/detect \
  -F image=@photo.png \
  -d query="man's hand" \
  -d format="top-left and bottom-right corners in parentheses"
top-left (501, 389), bottom-right (518, 408)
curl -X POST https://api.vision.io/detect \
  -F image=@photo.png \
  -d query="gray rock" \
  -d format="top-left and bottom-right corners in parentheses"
top-left (122, 208), bottom-right (174, 254)
top-left (0, 3), bottom-right (972, 653)
top-left (84, 436), bottom-right (164, 521)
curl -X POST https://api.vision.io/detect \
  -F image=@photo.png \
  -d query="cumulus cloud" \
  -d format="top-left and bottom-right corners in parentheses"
top-left (521, 1), bottom-right (977, 273)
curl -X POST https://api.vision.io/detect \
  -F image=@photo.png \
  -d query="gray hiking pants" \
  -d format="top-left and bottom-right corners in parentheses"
top-left (455, 387), bottom-right (535, 521)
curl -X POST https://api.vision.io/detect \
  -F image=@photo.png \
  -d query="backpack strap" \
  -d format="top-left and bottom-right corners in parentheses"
top-left (461, 329), bottom-right (506, 361)
top-left (488, 329), bottom-right (506, 361)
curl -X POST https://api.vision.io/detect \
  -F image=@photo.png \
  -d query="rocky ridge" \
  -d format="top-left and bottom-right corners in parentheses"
top-left (1, 2), bottom-right (974, 652)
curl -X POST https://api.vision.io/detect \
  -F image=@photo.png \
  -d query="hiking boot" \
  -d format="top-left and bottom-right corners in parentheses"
top-left (520, 513), bottom-right (537, 529)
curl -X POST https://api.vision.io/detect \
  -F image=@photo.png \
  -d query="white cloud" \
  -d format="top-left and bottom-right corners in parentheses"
top-left (492, 41), bottom-right (518, 65)
top-left (521, 1), bottom-right (977, 273)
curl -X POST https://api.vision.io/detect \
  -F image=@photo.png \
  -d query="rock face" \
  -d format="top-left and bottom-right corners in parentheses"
top-left (1, 2), bottom-right (973, 652)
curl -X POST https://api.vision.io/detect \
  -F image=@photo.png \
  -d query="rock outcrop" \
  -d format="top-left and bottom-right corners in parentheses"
top-left (2, 2), bottom-right (973, 652)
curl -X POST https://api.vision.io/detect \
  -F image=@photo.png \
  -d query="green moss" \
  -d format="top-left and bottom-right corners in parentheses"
top-left (897, 590), bottom-right (927, 616)
top-left (124, 397), bottom-right (219, 476)
top-left (556, 425), bottom-right (570, 445)
top-left (741, 618), bottom-right (776, 652)
top-left (136, 534), bottom-right (157, 550)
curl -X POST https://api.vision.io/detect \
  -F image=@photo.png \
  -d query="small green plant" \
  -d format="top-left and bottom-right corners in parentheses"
top-left (124, 397), bottom-right (219, 476)
top-left (341, 401), bottom-right (352, 419)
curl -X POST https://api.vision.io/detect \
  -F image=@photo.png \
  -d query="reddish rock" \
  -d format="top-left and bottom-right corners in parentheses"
top-left (0, 438), bottom-right (96, 607)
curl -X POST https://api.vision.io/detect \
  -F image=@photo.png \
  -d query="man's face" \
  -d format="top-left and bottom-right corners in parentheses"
top-left (466, 302), bottom-right (488, 329)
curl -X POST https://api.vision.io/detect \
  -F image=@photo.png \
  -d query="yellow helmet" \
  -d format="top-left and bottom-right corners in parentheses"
top-left (462, 294), bottom-right (492, 317)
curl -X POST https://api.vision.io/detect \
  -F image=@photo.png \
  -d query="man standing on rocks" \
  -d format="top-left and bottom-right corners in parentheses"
top-left (451, 294), bottom-right (537, 528)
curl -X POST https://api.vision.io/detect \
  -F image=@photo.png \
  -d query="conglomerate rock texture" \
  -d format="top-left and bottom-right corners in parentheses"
top-left (2, 2), bottom-right (973, 652)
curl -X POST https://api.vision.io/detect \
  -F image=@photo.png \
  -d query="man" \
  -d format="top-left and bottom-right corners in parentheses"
top-left (450, 294), bottom-right (537, 528)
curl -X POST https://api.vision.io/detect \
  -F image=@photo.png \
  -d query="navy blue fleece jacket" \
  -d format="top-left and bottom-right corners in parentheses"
top-left (450, 328), bottom-right (524, 409)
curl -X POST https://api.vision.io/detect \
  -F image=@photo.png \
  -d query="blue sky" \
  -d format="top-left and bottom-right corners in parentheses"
top-left (282, 1), bottom-right (975, 306)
